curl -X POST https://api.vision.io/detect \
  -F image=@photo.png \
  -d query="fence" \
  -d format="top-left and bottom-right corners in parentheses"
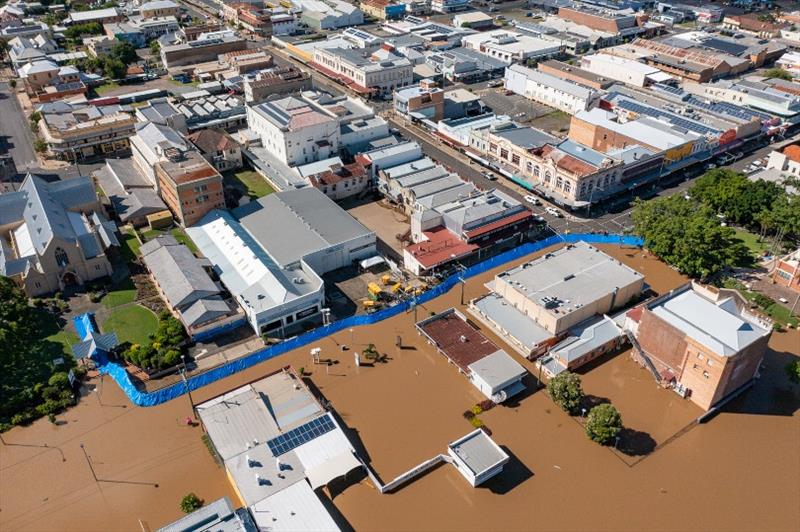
top-left (96, 233), bottom-right (644, 407)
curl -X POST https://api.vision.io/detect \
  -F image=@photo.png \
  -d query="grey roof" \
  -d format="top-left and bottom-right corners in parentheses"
top-left (472, 292), bottom-right (554, 349)
top-left (141, 235), bottom-right (220, 310)
top-left (467, 349), bottom-right (526, 389)
top-left (649, 287), bottom-right (770, 357)
top-left (111, 189), bottom-right (167, 223)
top-left (5, 175), bottom-right (103, 256)
top-left (94, 160), bottom-right (167, 223)
top-left (96, 159), bottom-right (147, 191)
top-left (157, 497), bottom-right (257, 532)
top-left (494, 126), bottom-right (557, 150)
top-left (181, 296), bottom-right (231, 328)
top-left (187, 210), bottom-right (322, 316)
top-left (550, 315), bottom-right (621, 363)
top-left (235, 188), bottom-right (373, 268)
top-left (498, 241), bottom-right (644, 318)
top-left (448, 429), bottom-right (509, 476)
top-left (136, 98), bottom-right (181, 124)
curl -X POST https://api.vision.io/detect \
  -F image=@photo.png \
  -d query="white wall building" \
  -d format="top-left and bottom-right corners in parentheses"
top-left (313, 47), bottom-right (413, 98)
top-left (505, 64), bottom-right (599, 115)
top-left (580, 53), bottom-right (670, 88)
top-left (461, 30), bottom-right (563, 64)
top-left (189, 188), bottom-right (375, 335)
top-left (247, 97), bottom-right (340, 166)
top-left (356, 140), bottom-right (423, 178)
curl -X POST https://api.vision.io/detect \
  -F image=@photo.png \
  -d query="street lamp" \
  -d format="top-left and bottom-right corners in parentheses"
top-left (80, 443), bottom-right (98, 483)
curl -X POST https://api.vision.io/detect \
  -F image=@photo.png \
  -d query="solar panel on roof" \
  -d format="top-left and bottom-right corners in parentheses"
top-left (266, 415), bottom-right (336, 456)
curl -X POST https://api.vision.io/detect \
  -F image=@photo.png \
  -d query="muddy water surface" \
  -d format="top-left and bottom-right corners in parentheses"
top-left (1, 244), bottom-right (797, 531)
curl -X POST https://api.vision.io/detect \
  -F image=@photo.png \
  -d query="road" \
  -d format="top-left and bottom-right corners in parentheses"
top-left (0, 82), bottom-right (38, 172)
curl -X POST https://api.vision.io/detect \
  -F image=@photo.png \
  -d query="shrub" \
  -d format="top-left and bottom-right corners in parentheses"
top-left (48, 372), bottom-right (70, 389)
top-left (585, 404), bottom-right (623, 445)
top-left (462, 410), bottom-right (475, 420)
top-left (546, 371), bottom-right (584, 414)
top-left (470, 405), bottom-right (482, 415)
top-left (786, 359), bottom-right (800, 384)
top-left (180, 493), bottom-right (204, 513)
top-left (469, 417), bottom-right (484, 429)
top-left (73, 366), bottom-right (88, 380)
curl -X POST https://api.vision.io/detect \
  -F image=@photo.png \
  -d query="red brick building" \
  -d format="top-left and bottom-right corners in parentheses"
top-left (626, 282), bottom-right (772, 411)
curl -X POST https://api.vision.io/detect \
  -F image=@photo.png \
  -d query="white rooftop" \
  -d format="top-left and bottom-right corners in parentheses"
top-left (497, 241), bottom-right (644, 317)
top-left (649, 287), bottom-right (770, 357)
top-left (250, 480), bottom-right (340, 532)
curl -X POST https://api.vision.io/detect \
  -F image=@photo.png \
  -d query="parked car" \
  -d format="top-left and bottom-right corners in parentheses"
top-left (524, 195), bottom-right (540, 205)
top-left (482, 171), bottom-right (497, 181)
top-left (545, 206), bottom-right (563, 218)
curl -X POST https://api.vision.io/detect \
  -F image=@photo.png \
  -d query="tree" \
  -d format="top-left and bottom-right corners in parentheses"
top-left (786, 360), bottom-right (800, 384)
top-left (149, 40), bottom-right (161, 56)
top-left (690, 169), bottom-right (781, 227)
top-left (764, 68), bottom-right (792, 81)
top-left (103, 58), bottom-right (127, 80)
top-left (9, 79), bottom-right (16, 89)
top-left (631, 195), bottom-right (750, 279)
top-left (546, 371), bottom-right (584, 414)
top-left (64, 22), bottom-right (103, 40)
top-left (180, 493), bottom-right (203, 513)
top-left (34, 138), bottom-right (48, 153)
top-left (585, 403), bottom-right (623, 444)
top-left (0, 38), bottom-right (8, 59)
top-left (0, 278), bottom-right (76, 427)
top-left (109, 41), bottom-right (137, 65)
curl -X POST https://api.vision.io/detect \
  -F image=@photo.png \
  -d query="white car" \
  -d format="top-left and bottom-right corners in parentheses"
top-left (545, 206), bottom-right (563, 218)
top-left (524, 195), bottom-right (540, 205)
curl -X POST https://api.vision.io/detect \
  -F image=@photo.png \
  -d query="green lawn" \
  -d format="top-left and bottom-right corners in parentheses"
top-left (764, 303), bottom-right (799, 328)
top-left (225, 170), bottom-right (275, 199)
top-left (33, 308), bottom-right (78, 360)
top-left (120, 230), bottom-right (142, 261)
top-left (101, 278), bottom-right (137, 308)
top-left (46, 330), bottom-right (80, 357)
top-left (94, 81), bottom-right (120, 96)
top-left (171, 227), bottom-right (198, 254)
top-left (732, 228), bottom-right (771, 258)
top-left (169, 78), bottom-right (200, 88)
top-left (101, 304), bottom-right (159, 347)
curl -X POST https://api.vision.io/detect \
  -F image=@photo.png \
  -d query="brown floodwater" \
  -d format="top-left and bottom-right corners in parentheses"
top-left (1, 243), bottom-right (798, 531)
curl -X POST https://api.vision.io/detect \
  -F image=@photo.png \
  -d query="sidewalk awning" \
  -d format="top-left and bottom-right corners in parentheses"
top-left (305, 452), bottom-right (362, 490)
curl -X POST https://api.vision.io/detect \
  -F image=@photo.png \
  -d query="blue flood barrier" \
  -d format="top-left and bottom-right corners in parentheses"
top-left (95, 233), bottom-right (643, 407)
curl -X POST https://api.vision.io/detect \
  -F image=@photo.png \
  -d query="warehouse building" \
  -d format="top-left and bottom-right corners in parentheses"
top-left (188, 188), bottom-right (376, 335)
top-left (470, 241), bottom-right (644, 359)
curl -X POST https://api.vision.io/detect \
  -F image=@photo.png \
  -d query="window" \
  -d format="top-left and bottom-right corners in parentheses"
top-left (564, 181), bottom-right (571, 193)
top-left (697, 353), bottom-right (704, 360)
top-left (556, 176), bottom-right (563, 189)
top-left (534, 166), bottom-right (540, 177)
top-left (500, 148), bottom-right (509, 160)
top-left (511, 154), bottom-right (520, 165)
top-left (544, 171), bottom-right (551, 183)
top-left (526, 161), bottom-right (533, 173)
top-left (707, 359), bottom-right (714, 367)
top-left (54, 247), bottom-right (69, 267)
